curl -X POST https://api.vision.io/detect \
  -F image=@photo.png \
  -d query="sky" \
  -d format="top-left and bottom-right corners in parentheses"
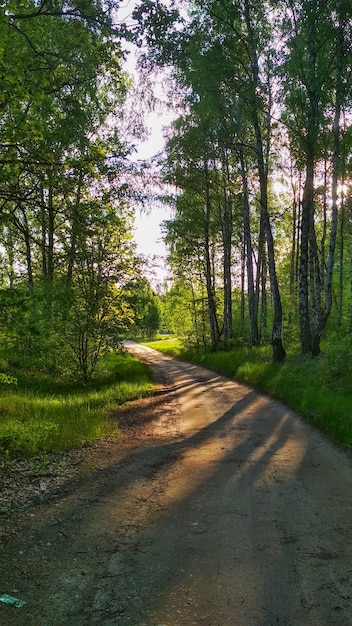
top-left (132, 101), bottom-right (174, 286)
top-left (120, 17), bottom-right (175, 286)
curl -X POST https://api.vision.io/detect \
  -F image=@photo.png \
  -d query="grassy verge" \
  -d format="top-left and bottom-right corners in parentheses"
top-left (0, 351), bottom-right (154, 459)
top-left (144, 337), bottom-right (352, 448)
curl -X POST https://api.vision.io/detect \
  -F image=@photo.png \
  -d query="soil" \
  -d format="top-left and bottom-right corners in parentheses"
top-left (2, 341), bottom-right (352, 625)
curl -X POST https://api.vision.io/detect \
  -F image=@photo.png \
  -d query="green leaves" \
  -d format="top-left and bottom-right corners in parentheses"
top-left (0, 0), bottom-right (150, 382)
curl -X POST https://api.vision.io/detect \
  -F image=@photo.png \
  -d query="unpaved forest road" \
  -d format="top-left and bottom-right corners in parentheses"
top-left (2, 343), bottom-right (352, 626)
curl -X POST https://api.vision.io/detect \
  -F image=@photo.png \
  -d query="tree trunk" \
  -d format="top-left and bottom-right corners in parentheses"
top-left (262, 195), bottom-right (286, 361)
top-left (296, 175), bottom-right (302, 289)
top-left (190, 278), bottom-right (200, 348)
top-left (257, 211), bottom-right (266, 339)
top-left (260, 249), bottom-right (268, 340)
top-left (204, 161), bottom-right (219, 352)
top-left (221, 157), bottom-right (233, 347)
top-left (239, 143), bottom-right (259, 347)
top-left (23, 221), bottom-right (33, 288)
top-left (66, 170), bottom-right (83, 284)
top-left (222, 193), bottom-right (233, 346)
top-left (320, 159), bottom-right (328, 284)
top-left (40, 184), bottom-right (47, 277)
top-left (309, 186), bottom-right (322, 356)
top-left (348, 197), bottom-right (352, 333)
top-left (253, 108), bottom-right (285, 361)
top-left (47, 173), bottom-right (55, 283)
top-left (299, 151), bottom-right (314, 353)
top-left (240, 240), bottom-right (245, 339)
top-left (318, 10), bottom-right (344, 339)
top-left (12, 206), bottom-right (33, 288)
top-left (243, 0), bottom-right (285, 362)
top-left (6, 226), bottom-right (15, 288)
top-left (289, 171), bottom-right (298, 297)
top-left (338, 192), bottom-right (345, 326)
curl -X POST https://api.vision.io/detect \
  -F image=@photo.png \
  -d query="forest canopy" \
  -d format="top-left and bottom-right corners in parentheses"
top-left (0, 0), bottom-right (162, 381)
top-left (133, 0), bottom-right (352, 361)
top-left (0, 0), bottom-right (351, 383)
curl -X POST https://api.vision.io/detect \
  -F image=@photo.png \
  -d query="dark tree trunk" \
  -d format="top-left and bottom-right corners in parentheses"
top-left (222, 194), bottom-right (233, 346)
top-left (189, 279), bottom-right (200, 348)
top-left (244, 0), bottom-right (285, 362)
top-left (67, 170), bottom-right (83, 284)
top-left (40, 184), bottom-right (47, 277)
top-left (47, 174), bottom-right (55, 283)
top-left (253, 109), bottom-right (285, 361)
top-left (240, 239), bottom-right (245, 339)
top-left (204, 161), bottom-right (219, 352)
top-left (260, 249), bottom-right (268, 340)
top-left (289, 173), bottom-right (298, 298)
top-left (299, 152), bottom-right (314, 354)
top-left (23, 225), bottom-right (33, 288)
top-left (6, 226), bottom-right (15, 288)
top-left (239, 143), bottom-right (259, 347)
top-left (309, 185), bottom-right (322, 356)
top-left (338, 193), bottom-right (345, 326)
top-left (318, 10), bottom-right (344, 339)
top-left (296, 176), bottom-right (302, 290)
top-left (320, 159), bottom-right (328, 284)
top-left (349, 197), bottom-right (352, 333)
top-left (257, 211), bottom-right (266, 339)
top-left (221, 157), bottom-right (233, 347)
top-left (12, 206), bottom-right (33, 288)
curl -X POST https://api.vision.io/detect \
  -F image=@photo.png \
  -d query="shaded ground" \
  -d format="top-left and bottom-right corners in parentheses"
top-left (1, 341), bottom-right (352, 625)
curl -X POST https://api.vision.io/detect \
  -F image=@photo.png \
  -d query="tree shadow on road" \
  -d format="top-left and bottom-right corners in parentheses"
top-left (2, 368), bottom-right (352, 626)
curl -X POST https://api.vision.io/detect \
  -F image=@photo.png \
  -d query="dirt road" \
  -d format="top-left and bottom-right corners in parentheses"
top-left (2, 342), bottom-right (352, 625)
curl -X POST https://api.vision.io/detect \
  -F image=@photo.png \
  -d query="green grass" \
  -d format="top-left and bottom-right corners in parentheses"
top-left (0, 351), bottom-right (154, 459)
top-left (144, 337), bottom-right (352, 448)
top-left (143, 336), bottom-right (184, 357)
top-left (7, 333), bottom-right (350, 459)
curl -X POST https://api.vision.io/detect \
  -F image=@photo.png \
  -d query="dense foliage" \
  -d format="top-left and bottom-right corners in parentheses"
top-left (0, 0), bottom-right (163, 382)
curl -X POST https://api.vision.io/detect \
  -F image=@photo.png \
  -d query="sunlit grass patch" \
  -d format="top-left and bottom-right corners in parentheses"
top-left (0, 351), bottom-right (154, 459)
top-left (144, 337), bottom-right (184, 357)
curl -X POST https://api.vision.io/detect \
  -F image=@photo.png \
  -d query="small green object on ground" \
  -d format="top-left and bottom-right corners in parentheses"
top-left (0, 593), bottom-right (26, 608)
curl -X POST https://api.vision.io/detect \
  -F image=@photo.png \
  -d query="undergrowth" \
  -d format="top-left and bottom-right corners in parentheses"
top-left (0, 351), bottom-right (154, 459)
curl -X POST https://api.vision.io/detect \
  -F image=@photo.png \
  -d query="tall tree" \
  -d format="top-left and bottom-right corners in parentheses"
top-left (282, 0), bottom-right (352, 354)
